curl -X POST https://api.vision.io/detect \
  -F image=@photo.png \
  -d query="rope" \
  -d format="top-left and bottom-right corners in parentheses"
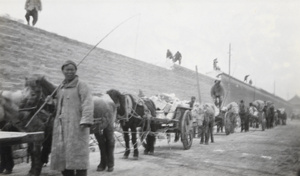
top-left (113, 130), bottom-right (150, 154)
top-left (25, 14), bottom-right (140, 128)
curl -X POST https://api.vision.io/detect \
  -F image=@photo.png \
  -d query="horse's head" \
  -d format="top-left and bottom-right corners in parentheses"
top-left (24, 75), bottom-right (45, 106)
top-left (106, 89), bottom-right (126, 116)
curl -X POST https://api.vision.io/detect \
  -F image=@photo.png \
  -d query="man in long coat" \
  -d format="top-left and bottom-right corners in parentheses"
top-left (50, 60), bottom-right (94, 176)
top-left (210, 78), bottom-right (225, 109)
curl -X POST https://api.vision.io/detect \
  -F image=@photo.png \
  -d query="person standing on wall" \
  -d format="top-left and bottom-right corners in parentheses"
top-left (50, 60), bottom-right (94, 176)
top-left (25, 0), bottom-right (42, 26)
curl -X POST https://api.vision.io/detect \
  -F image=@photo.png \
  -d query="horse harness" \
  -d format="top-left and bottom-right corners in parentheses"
top-left (118, 94), bottom-right (152, 130)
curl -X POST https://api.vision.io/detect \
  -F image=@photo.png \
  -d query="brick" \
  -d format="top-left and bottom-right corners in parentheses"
top-left (13, 149), bottom-right (27, 159)
top-left (0, 16), bottom-right (290, 112)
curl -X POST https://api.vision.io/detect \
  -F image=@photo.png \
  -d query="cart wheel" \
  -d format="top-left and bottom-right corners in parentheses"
top-left (181, 110), bottom-right (193, 150)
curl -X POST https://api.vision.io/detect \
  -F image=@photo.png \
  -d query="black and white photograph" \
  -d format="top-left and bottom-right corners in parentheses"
top-left (0, 0), bottom-right (299, 176)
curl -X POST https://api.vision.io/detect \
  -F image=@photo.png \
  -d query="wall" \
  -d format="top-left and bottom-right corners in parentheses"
top-left (0, 16), bottom-right (291, 109)
top-left (221, 74), bottom-right (292, 112)
top-left (0, 17), bottom-right (214, 103)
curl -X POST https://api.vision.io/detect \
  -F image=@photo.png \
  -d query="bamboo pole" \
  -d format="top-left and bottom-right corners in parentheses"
top-left (195, 65), bottom-right (201, 104)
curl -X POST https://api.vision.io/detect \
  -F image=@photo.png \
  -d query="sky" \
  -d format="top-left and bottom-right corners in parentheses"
top-left (1, 0), bottom-right (300, 100)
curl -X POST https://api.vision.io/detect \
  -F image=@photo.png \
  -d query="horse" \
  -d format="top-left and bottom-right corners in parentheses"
top-left (248, 105), bottom-right (260, 128)
top-left (265, 101), bottom-right (275, 129)
top-left (277, 108), bottom-right (287, 125)
top-left (191, 103), bottom-right (215, 144)
top-left (0, 85), bottom-right (55, 176)
top-left (191, 103), bottom-right (203, 138)
top-left (24, 74), bottom-right (117, 173)
top-left (223, 102), bottom-right (239, 135)
top-left (106, 89), bottom-right (157, 159)
top-left (199, 103), bottom-right (215, 144)
top-left (252, 100), bottom-right (266, 131)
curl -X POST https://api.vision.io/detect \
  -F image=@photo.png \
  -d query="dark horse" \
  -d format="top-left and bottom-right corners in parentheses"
top-left (0, 79), bottom-right (56, 176)
top-left (265, 102), bottom-right (275, 129)
top-left (106, 89), bottom-right (157, 159)
top-left (23, 75), bottom-right (118, 173)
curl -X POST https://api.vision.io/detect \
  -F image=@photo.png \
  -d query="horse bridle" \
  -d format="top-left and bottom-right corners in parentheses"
top-left (18, 87), bottom-right (44, 112)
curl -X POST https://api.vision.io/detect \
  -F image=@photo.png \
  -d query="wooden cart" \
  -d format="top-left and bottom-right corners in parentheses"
top-left (148, 106), bottom-right (194, 150)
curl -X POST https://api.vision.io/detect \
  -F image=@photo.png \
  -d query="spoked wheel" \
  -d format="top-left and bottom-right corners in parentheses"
top-left (180, 110), bottom-right (193, 150)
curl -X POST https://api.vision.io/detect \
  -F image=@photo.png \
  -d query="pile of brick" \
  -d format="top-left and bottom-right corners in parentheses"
top-left (12, 143), bottom-right (28, 164)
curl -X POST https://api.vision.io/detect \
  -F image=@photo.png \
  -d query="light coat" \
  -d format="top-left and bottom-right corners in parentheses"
top-left (25, 0), bottom-right (42, 11)
top-left (50, 76), bottom-right (93, 171)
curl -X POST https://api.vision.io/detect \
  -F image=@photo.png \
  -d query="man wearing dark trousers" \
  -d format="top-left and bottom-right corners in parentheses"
top-left (25, 0), bottom-right (42, 26)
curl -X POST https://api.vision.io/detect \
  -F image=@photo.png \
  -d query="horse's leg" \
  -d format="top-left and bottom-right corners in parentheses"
top-left (27, 143), bottom-right (34, 175)
top-left (271, 115), bottom-right (274, 128)
top-left (204, 125), bottom-right (209, 145)
top-left (210, 122), bottom-right (214, 143)
top-left (94, 132), bottom-right (107, 171)
top-left (193, 125), bottom-right (197, 137)
top-left (104, 125), bottom-right (115, 172)
top-left (28, 142), bottom-right (42, 176)
top-left (0, 145), bottom-right (14, 173)
top-left (221, 119), bottom-right (224, 133)
top-left (148, 134), bottom-right (156, 155)
top-left (200, 125), bottom-right (204, 144)
top-left (197, 125), bottom-right (202, 138)
top-left (267, 116), bottom-right (271, 129)
top-left (131, 126), bottom-right (139, 160)
top-left (142, 122), bottom-right (150, 155)
top-left (122, 125), bottom-right (130, 159)
top-left (147, 123), bottom-right (156, 155)
top-left (245, 115), bottom-right (249, 132)
top-left (41, 134), bottom-right (52, 166)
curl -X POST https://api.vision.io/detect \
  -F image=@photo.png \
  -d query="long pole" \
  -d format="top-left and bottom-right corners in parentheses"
top-left (219, 44), bottom-right (232, 108)
top-left (224, 43), bottom-right (232, 106)
top-left (229, 43), bottom-right (231, 76)
top-left (273, 80), bottom-right (276, 95)
top-left (25, 14), bottom-right (140, 128)
top-left (253, 84), bottom-right (256, 101)
top-left (195, 65), bottom-right (201, 104)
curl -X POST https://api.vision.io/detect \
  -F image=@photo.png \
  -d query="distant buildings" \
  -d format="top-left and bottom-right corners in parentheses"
top-left (288, 95), bottom-right (300, 115)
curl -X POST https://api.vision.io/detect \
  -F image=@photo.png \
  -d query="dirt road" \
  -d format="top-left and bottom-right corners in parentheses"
top-left (13, 120), bottom-right (300, 176)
